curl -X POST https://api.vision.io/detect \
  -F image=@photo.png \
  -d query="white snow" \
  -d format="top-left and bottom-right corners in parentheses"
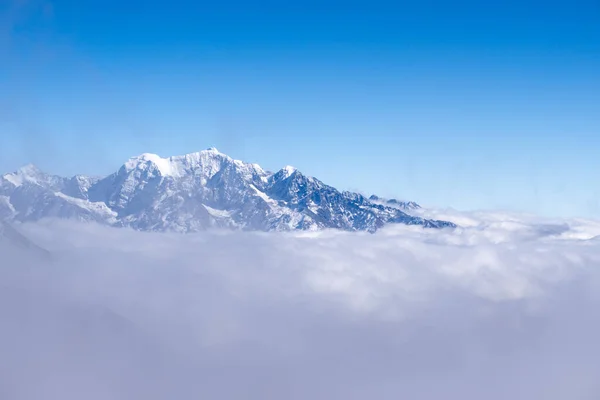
top-left (282, 165), bottom-right (297, 177)
top-left (2, 164), bottom-right (43, 187)
top-left (203, 204), bottom-right (234, 218)
top-left (55, 192), bottom-right (118, 222)
top-left (124, 153), bottom-right (182, 177)
top-left (0, 195), bottom-right (15, 214)
top-left (3, 173), bottom-right (23, 187)
top-left (125, 148), bottom-right (238, 179)
top-left (123, 149), bottom-right (273, 189)
top-left (250, 184), bottom-right (276, 205)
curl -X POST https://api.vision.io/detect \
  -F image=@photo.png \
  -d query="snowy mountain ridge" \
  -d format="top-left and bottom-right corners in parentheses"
top-left (0, 148), bottom-right (455, 233)
top-left (368, 195), bottom-right (422, 211)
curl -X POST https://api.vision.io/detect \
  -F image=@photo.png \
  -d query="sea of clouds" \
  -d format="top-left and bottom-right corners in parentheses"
top-left (2, 209), bottom-right (600, 399)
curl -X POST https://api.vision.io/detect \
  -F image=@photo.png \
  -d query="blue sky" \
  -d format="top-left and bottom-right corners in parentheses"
top-left (1, 0), bottom-right (599, 217)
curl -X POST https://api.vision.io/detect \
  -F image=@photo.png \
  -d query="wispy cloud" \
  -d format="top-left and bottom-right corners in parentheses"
top-left (3, 210), bottom-right (600, 399)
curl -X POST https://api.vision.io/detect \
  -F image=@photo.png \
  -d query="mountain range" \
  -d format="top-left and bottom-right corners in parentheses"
top-left (0, 148), bottom-right (455, 233)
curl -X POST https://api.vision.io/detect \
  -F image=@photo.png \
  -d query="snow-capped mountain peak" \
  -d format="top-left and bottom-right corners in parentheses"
top-left (1, 164), bottom-right (66, 193)
top-left (281, 165), bottom-right (297, 177)
top-left (2, 164), bottom-right (46, 187)
top-left (122, 148), bottom-right (255, 180)
top-left (0, 150), bottom-right (456, 233)
top-left (369, 195), bottom-right (422, 211)
top-left (124, 153), bottom-right (179, 177)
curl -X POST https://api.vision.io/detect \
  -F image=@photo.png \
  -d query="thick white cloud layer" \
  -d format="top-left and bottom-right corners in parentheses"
top-left (3, 211), bottom-right (600, 399)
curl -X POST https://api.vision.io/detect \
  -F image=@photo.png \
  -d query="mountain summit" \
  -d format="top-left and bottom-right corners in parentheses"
top-left (0, 149), bottom-right (455, 233)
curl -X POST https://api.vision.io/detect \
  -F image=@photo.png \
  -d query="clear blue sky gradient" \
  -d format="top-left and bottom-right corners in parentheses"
top-left (1, 0), bottom-right (599, 217)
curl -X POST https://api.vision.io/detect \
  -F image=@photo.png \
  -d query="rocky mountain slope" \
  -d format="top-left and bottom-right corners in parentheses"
top-left (0, 148), bottom-right (455, 233)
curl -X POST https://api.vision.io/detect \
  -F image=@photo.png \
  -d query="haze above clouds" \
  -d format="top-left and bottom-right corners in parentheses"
top-left (2, 210), bottom-right (600, 399)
